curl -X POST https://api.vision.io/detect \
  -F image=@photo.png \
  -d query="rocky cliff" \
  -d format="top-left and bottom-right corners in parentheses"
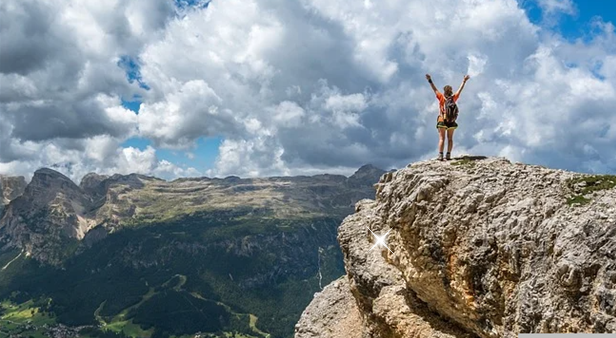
top-left (295, 157), bottom-right (616, 337)
top-left (0, 168), bottom-right (97, 262)
top-left (0, 174), bottom-right (26, 216)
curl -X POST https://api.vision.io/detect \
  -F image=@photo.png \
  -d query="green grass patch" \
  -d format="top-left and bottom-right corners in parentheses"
top-left (566, 195), bottom-right (591, 206)
top-left (97, 286), bottom-right (158, 337)
top-left (0, 299), bottom-right (55, 325)
top-left (451, 158), bottom-right (475, 167)
top-left (249, 314), bottom-right (270, 338)
top-left (104, 318), bottom-right (153, 337)
top-left (450, 155), bottom-right (487, 167)
top-left (566, 175), bottom-right (616, 206)
top-left (0, 299), bottom-right (56, 337)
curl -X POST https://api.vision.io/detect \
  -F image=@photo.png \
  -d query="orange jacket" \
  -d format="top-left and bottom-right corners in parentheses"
top-left (435, 91), bottom-right (459, 115)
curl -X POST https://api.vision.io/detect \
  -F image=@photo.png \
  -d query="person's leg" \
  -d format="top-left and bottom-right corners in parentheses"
top-left (438, 128), bottom-right (446, 160)
top-left (446, 128), bottom-right (455, 159)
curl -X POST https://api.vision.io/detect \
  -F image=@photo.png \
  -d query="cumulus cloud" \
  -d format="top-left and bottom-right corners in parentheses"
top-left (137, 79), bottom-right (239, 148)
top-left (536, 0), bottom-right (576, 16)
top-left (0, 0), bottom-right (176, 180)
top-left (0, 137), bottom-right (199, 182)
top-left (1, 0), bottom-right (615, 181)
top-left (133, 0), bottom-right (553, 177)
top-left (467, 53), bottom-right (488, 78)
top-left (270, 101), bottom-right (305, 128)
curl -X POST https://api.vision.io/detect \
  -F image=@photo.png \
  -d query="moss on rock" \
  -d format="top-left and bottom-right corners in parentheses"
top-left (566, 175), bottom-right (616, 205)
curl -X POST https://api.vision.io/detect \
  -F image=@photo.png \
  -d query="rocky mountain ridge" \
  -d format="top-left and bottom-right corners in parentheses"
top-left (0, 165), bottom-right (386, 265)
top-left (295, 157), bottom-right (616, 337)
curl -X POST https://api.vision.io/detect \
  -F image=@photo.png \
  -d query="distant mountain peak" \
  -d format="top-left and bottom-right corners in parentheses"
top-left (358, 163), bottom-right (377, 170)
top-left (346, 164), bottom-right (386, 189)
top-left (354, 163), bottom-right (379, 173)
top-left (34, 167), bottom-right (69, 178)
top-left (350, 164), bottom-right (385, 178)
top-left (79, 173), bottom-right (110, 197)
top-left (30, 168), bottom-right (80, 191)
top-left (81, 172), bottom-right (109, 181)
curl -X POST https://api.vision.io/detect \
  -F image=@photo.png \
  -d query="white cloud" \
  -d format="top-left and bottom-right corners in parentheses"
top-left (324, 93), bottom-right (368, 113)
top-left (0, 0), bottom-right (174, 181)
top-left (537, 0), bottom-right (576, 15)
top-left (467, 53), bottom-right (488, 77)
top-left (137, 79), bottom-right (234, 148)
top-left (0, 139), bottom-right (200, 182)
top-left (1, 0), bottom-right (616, 180)
top-left (271, 101), bottom-right (305, 128)
top-left (208, 137), bottom-right (287, 178)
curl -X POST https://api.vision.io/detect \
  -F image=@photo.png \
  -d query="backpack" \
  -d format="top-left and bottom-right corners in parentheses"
top-left (444, 96), bottom-right (458, 122)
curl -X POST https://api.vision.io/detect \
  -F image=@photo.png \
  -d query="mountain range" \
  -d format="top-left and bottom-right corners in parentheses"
top-left (0, 164), bottom-right (386, 338)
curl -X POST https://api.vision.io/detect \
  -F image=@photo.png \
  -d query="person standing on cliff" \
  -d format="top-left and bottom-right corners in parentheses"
top-left (425, 74), bottom-right (470, 161)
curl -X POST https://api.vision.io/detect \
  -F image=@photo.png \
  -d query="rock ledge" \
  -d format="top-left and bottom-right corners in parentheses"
top-left (296, 157), bottom-right (616, 337)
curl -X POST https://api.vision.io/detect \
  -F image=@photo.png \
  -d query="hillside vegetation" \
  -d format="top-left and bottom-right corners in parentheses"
top-left (0, 165), bottom-right (385, 337)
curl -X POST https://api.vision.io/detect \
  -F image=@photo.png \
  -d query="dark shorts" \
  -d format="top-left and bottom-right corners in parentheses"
top-left (436, 117), bottom-right (458, 130)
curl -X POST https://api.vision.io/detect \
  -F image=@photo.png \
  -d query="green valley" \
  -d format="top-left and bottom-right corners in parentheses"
top-left (0, 165), bottom-right (385, 337)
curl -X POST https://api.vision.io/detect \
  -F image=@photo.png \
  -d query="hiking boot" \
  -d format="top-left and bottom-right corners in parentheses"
top-left (437, 153), bottom-right (444, 161)
top-left (445, 152), bottom-right (451, 160)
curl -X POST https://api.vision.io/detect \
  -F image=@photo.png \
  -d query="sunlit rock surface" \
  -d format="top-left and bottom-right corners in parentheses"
top-left (296, 157), bottom-right (616, 337)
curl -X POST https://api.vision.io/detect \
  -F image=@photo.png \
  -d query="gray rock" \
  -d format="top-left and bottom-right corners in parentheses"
top-left (295, 277), bottom-right (365, 338)
top-left (296, 157), bottom-right (616, 337)
top-left (0, 174), bottom-right (26, 216)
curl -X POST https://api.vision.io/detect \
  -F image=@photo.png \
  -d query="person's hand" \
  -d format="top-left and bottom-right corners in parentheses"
top-left (464, 75), bottom-right (470, 82)
top-left (426, 74), bottom-right (432, 81)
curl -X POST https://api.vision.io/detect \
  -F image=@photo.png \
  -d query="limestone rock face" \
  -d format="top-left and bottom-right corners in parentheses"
top-left (295, 277), bottom-right (365, 338)
top-left (79, 172), bottom-right (109, 198)
top-left (0, 169), bottom-right (97, 263)
top-left (0, 175), bottom-right (26, 216)
top-left (296, 157), bottom-right (616, 337)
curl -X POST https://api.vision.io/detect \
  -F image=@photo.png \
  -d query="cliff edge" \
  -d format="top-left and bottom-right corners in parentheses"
top-left (296, 156), bottom-right (616, 337)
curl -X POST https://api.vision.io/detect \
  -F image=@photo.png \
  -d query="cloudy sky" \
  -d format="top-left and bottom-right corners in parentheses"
top-left (1, 0), bottom-right (615, 181)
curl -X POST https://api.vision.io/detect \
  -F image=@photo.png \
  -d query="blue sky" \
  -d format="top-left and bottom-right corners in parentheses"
top-left (122, 136), bottom-right (222, 170)
top-left (521, 0), bottom-right (616, 39)
top-left (120, 0), bottom-right (616, 174)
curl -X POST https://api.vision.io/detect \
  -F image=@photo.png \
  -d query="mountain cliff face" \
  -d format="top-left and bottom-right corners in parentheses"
top-left (0, 169), bottom-right (98, 262)
top-left (0, 175), bottom-right (26, 217)
top-left (295, 157), bottom-right (616, 337)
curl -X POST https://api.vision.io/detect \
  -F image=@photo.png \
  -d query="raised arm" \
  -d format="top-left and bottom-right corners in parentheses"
top-left (425, 74), bottom-right (439, 94)
top-left (455, 75), bottom-right (471, 97)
